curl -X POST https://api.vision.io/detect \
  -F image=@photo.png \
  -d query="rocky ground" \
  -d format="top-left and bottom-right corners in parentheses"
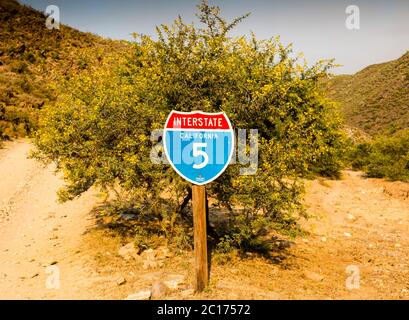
top-left (0, 140), bottom-right (408, 299)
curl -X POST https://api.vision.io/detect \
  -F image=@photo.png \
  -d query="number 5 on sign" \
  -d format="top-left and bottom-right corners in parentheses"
top-left (192, 142), bottom-right (208, 169)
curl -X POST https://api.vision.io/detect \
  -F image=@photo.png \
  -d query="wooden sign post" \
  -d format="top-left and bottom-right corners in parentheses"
top-left (163, 111), bottom-right (234, 293)
top-left (192, 185), bottom-right (208, 292)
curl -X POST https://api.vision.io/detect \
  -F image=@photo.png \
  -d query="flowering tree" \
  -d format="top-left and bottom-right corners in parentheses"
top-left (33, 1), bottom-right (346, 248)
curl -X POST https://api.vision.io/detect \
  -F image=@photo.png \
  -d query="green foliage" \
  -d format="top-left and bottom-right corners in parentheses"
top-left (304, 113), bottom-right (349, 179)
top-left (349, 129), bottom-right (409, 181)
top-left (33, 1), bottom-right (345, 250)
top-left (349, 142), bottom-right (372, 170)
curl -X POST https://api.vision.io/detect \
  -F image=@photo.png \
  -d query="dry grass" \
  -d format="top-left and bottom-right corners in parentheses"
top-left (325, 51), bottom-right (409, 136)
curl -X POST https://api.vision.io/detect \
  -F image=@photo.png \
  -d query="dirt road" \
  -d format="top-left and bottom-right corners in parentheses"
top-left (0, 140), bottom-right (408, 299)
top-left (0, 140), bottom-right (101, 299)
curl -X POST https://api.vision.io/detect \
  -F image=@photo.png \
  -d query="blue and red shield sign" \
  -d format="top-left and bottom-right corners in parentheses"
top-left (163, 111), bottom-right (234, 185)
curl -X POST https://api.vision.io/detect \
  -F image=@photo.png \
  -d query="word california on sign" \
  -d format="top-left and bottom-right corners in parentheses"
top-left (163, 111), bottom-right (234, 185)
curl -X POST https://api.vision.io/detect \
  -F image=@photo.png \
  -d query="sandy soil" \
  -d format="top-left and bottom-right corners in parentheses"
top-left (0, 140), bottom-right (101, 299)
top-left (0, 140), bottom-right (408, 299)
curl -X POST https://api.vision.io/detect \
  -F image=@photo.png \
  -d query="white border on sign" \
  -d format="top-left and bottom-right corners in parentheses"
top-left (163, 110), bottom-right (235, 186)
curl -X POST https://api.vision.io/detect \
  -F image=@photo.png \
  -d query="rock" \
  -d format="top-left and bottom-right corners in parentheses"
top-left (163, 274), bottom-right (185, 290)
top-left (141, 248), bottom-right (155, 259)
top-left (304, 271), bottom-right (324, 282)
top-left (141, 271), bottom-right (163, 281)
top-left (321, 237), bottom-right (327, 242)
top-left (118, 242), bottom-right (140, 261)
top-left (275, 240), bottom-right (294, 249)
top-left (44, 260), bottom-right (58, 266)
top-left (151, 281), bottom-right (169, 299)
top-left (156, 246), bottom-right (173, 259)
top-left (141, 248), bottom-right (164, 269)
top-left (344, 232), bottom-right (352, 237)
top-left (143, 259), bottom-right (163, 270)
top-left (42, 260), bottom-right (57, 267)
top-left (30, 273), bottom-right (39, 278)
top-left (126, 290), bottom-right (151, 300)
top-left (45, 212), bottom-right (55, 220)
top-left (395, 243), bottom-right (401, 248)
top-left (347, 214), bottom-right (356, 221)
top-left (302, 238), bottom-right (309, 243)
top-left (116, 276), bottom-right (126, 286)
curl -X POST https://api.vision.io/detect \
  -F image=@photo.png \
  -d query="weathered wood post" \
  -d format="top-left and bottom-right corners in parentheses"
top-left (192, 184), bottom-right (208, 292)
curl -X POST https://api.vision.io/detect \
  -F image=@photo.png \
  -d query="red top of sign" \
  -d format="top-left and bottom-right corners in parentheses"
top-left (165, 111), bottom-right (231, 130)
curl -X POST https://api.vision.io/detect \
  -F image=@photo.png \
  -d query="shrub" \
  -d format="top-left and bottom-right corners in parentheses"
top-left (350, 129), bottom-right (409, 181)
top-left (32, 1), bottom-right (345, 250)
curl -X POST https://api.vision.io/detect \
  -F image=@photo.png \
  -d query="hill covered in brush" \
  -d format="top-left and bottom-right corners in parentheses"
top-left (325, 52), bottom-right (409, 137)
top-left (0, 0), bottom-right (127, 138)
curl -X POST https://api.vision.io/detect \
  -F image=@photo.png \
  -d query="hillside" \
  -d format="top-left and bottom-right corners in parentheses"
top-left (326, 52), bottom-right (409, 136)
top-left (0, 0), bottom-right (127, 138)
top-left (2, 0), bottom-right (407, 140)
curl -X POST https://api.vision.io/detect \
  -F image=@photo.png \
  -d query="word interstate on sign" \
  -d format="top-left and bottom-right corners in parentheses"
top-left (173, 114), bottom-right (224, 129)
top-left (163, 111), bottom-right (234, 185)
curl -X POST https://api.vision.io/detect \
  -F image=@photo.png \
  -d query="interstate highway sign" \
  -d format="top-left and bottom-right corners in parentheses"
top-left (163, 111), bottom-right (234, 185)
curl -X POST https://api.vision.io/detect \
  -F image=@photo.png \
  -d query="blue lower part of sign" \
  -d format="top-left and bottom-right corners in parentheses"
top-left (165, 130), bottom-right (233, 184)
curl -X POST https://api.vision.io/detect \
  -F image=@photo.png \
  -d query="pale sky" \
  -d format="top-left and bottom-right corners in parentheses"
top-left (20, 0), bottom-right (409, 74)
